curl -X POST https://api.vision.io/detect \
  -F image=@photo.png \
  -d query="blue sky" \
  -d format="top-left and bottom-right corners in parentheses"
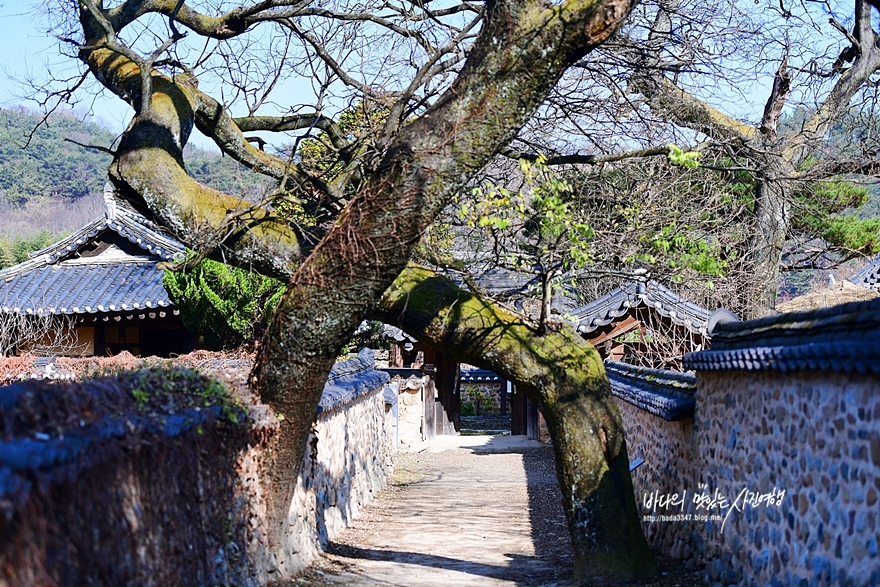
top-left (1, 1), bottom-right (868, 154)
top-left (0, 3), bottom-right (221, 149)
top-left (0, 4), bottom-right (135, 132)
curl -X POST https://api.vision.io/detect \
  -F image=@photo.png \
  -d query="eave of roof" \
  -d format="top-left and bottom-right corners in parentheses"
top-left (683, 298), bottom-right (880, 373)
top-left (380, 324), bottom-right (417, 343)
top-left (0, 185), bottom-right (184, 283)
top-left (0, 185), bottom-right (185, 316)
top-left (1, 261), bottom-right (175, 316)
top-left (460, 367), bottom-right (501, 382)
top-left (605, 360), bottom-right (696, 421)
top-left (318, 349), bottom-right (390, 414)
top-left (848, 257), bottom-right (880, 291)
top-left (570, 280), bottom-right (712, 336)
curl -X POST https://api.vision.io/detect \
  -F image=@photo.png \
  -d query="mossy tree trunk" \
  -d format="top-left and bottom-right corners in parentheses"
top-left (73, 0), bottom-right (654, 581)
top-left (244, 0), bottom-right (640, 576)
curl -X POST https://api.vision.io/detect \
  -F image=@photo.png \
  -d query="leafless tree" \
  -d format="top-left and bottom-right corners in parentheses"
top-left (30, 0), bottom-right (655, 581)
top-left (502, 0), bottom-right (880, 314)
top-left (0, 313), bottom-right (82, 358)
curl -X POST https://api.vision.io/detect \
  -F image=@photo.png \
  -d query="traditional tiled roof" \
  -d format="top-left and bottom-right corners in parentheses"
top-left (460, 367), bottom-right (500, 383)
top-left (468, 266), bottom-right (538, 295)
top-left (466, 267), bottom-right (579, 314)
top-left (0, 262), bottom-right (174, 316)
top-left (776, 280), bottom-right (879, 312)
top-left (0, 185), bottom-right (185, 316)
top-left (570, 280), bottom-right (712, 336)
top-left (848, 257), bottom-right (880, 291)
top-left (433, 263), bottom-right (579, 315)
top-left (605, 360), bottom-right (696, 421)
top-left (318, 349), bottom-right (390, 414)
top-left (683, 298), bottom-right (880, 373)
top-left (380, 324), bottom-right (417, 343)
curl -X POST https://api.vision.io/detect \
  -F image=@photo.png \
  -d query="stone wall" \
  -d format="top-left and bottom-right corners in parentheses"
top-left (616, 399), bottom-right (699, 560)
top-left (460, 367), bottom-right (504, 417)
top-left (686, 369), bottom-right (879, 587)
top-left (385, 371), bottom-right (428, 447)
top-left (0, 370), bottom-right (260, 587)
top-left (679, 300), bottom-right (880, 586)
top-left (612, 297), bottom-right (880, 587)
top-left (604, 361), bottom-right (701, 562)
top-left (0, 349), bottom-right (394, 586)
top-left (460, 381), bottom-right (504, 416)
top-left (280, 374), bottom-right (393, 570)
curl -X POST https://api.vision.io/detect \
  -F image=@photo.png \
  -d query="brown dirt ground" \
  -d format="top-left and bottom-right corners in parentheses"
top-left (284, 443), bottom-right (705, 587)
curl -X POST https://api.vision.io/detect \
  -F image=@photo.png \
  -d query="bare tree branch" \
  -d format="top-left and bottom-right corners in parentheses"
top-left (501, 145), bottom-right (670, 165)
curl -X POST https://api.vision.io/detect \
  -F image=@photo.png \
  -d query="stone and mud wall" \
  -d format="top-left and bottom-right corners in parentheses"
top-left (281, 360), bottom-right (393, 571)
top-left (605, 361), bottom-right (701, 563)
top-left (615, 399), bottom-right (698, 560)
top-left (614, 300), bottom-right (880, 586)
top-left (688, 370), bottom-right (879, 587)
top-left (0, 349), bottom-right (393, 586)
top-left (386, 372), bottom-right (428, 447)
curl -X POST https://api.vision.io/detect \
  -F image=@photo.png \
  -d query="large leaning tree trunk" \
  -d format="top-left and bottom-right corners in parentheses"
top-left (73, 0), bottom-right (653, 581)
top-left (374, 265), bottom-right (654, 580)
top-left (251, 0), bottom-right (647, 577)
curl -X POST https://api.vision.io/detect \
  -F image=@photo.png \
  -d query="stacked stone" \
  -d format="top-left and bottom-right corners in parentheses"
top-left (282, 349), bottom-right (394, 570)
top-left (683, 299), bottom-right (880, 587)
top-left (615, 400), bottom-right (699, 558)
top-left (606, 361), bottom-right (701, 564)
top-left (388, 372), bottom-right (428, 446)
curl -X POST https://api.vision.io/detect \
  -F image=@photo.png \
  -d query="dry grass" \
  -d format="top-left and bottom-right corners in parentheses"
top-left (776, 280), bottom-right (879, 313)
top-left (0, 193), bottom-right (104, 240)
top-left (0, 349), bottom-right (256, 397)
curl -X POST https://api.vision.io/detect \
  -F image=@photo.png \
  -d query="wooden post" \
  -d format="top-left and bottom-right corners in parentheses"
top-left (510, 383), bottom-right (527, 435)
top-left (391, 343), bottom-right (403, 367)
top-left (425, 351), bottom-right (461, 435)
top-left (423, 377), bottom-right (436, 441)
top-left (526, 396), bottom-right (539, 441)
top-left (437, 358), bottom-right (460, 434)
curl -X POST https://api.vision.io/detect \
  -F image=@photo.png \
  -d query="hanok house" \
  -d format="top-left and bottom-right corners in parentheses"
top-left (382, 322), bottom-right (550, 441)
top-left (0, 187), bottom-right (194, 357)
top-left (381, 325), bottom-right (461, 439)
top-left (848, 255), bottom-right (880, 291)
top-left (570, 279), bottom-right (713, 369)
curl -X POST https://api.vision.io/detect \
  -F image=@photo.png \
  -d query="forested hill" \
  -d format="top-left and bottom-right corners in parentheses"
top-left (0, 107), bottom-right (269, 207)
top-left (0, 108), bottom-right (116, 204)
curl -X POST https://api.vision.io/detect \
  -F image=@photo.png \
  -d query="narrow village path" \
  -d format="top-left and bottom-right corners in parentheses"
top-left (287, 435), bottom-right (704, 587)
top-left (290, 435), bottom-right (575, 587)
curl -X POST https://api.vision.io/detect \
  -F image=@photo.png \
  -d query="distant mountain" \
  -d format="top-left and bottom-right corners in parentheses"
top-left (0, 107), bottom-right (116, 204)
top-left (0, 106), bottom-right (270, 208)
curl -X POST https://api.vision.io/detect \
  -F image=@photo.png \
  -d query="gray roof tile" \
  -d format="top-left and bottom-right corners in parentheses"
top-left (460, 367), bottom-right (500, 382)
top-left (848, 257), bottom-right (880, 290)
top-left (683, 298), bottom-right (880, 372)
top-left (570, 280), bottom-right (712, 335)
top-left (1, 262), bottom-right (174, 315)
top-left (0, 185), bottom-right (185, 316)
top-left (605, 360), bottom-right (696, 421)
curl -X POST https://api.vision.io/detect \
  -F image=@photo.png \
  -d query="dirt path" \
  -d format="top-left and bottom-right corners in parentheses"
top-left (287, 435), bottom-right (703, 587)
